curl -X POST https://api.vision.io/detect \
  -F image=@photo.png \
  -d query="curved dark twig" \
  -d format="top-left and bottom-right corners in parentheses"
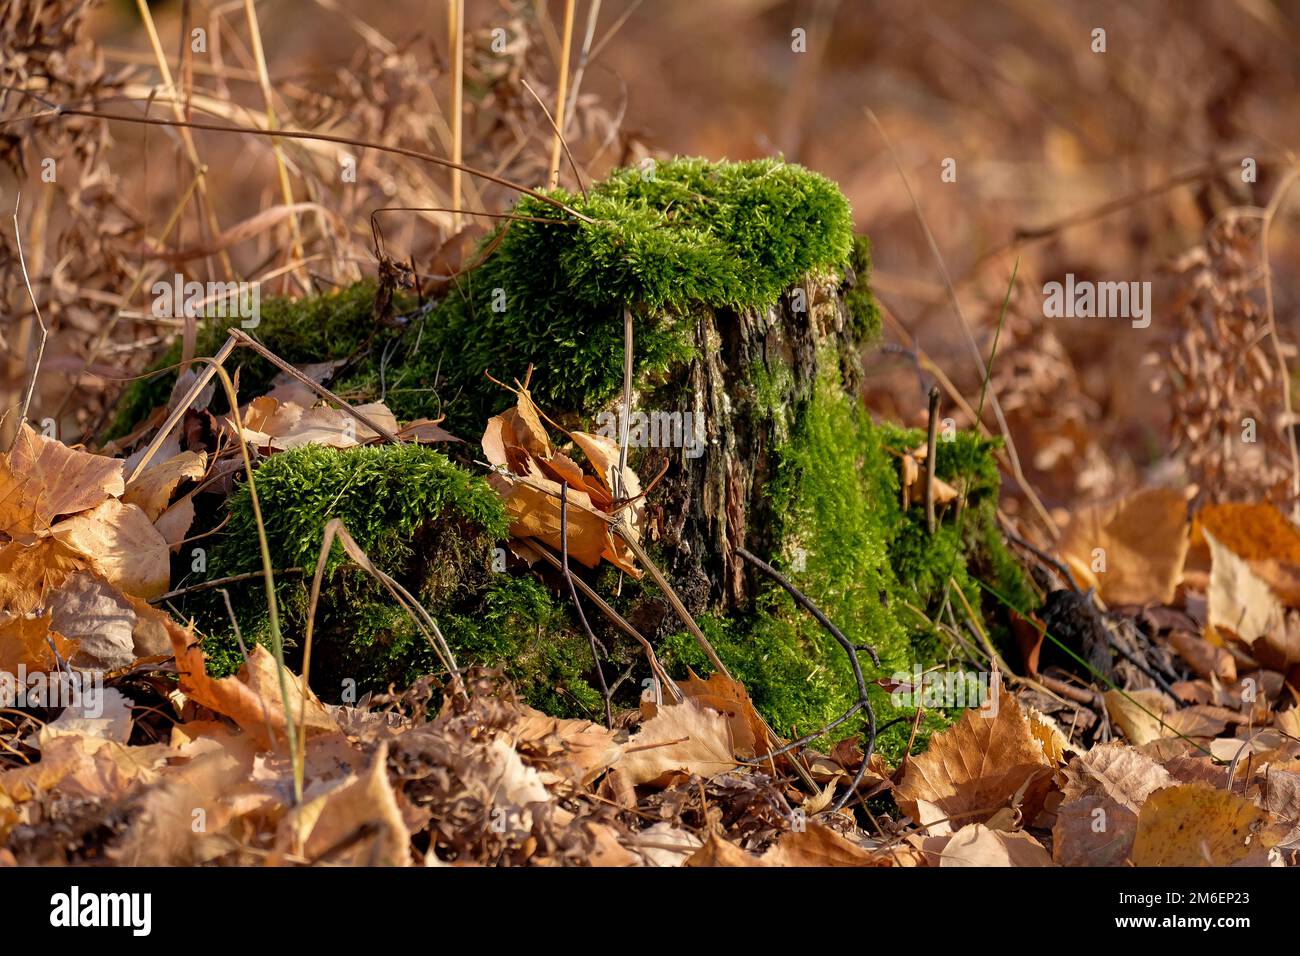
top-left (735, 546), bottom-right (878, 814)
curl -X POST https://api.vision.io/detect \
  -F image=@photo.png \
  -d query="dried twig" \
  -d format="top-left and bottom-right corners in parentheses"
top-left (547, 0), bottom-right (576, 189)
top-left (150, 567), bottom-right (305, 603)
top-left (448, 0), bottom-right (464, 231)
top-left (924, 384), bottom-right (940, 535)
top-left (10, 194), bottom-right (47, 436)
top-left (524, 539), bottom-right (682, 703)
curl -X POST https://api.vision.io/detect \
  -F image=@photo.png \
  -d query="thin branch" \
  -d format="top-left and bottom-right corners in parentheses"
top-left (735, 546), bottom-right (877, 813)
top-left (151, 567), bottom-right (305, 603)
top-left (8, 94), bottom-right (593, 223)
top-left (520, 77), bottom-right (588, 199)
top-left (548, 0), bottom-right (576, 189)
top-left (924, 384), bottom-right (940, 535)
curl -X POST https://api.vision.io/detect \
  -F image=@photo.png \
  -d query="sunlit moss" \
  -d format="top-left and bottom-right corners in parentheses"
top-left (661, 364), bottom-right (1030, 760)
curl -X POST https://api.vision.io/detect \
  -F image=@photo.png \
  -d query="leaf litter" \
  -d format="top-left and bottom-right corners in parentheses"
top-left (3, 377), bottom-right (1300, 867)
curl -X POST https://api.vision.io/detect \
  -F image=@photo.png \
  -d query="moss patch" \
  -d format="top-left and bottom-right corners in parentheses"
top-left (661, 363), bottom-right (1032, 760)
top-left (340, 157), bottom-right (855, 430)
top-left (190, 443), bottom-right (604, 714)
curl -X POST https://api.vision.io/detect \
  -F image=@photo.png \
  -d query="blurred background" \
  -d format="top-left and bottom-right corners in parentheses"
top-left (3, 0), bottom-right (1300, 540)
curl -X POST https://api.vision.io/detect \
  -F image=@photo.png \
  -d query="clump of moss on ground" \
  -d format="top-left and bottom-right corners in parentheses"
top-left (189, 443), bottom-right (604, 713)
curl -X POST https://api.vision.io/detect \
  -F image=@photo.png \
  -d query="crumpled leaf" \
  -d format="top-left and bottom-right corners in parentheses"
top-left (275, 741), bottom-right (410, 866)
top-left (895, 685), bottom-right (1055, 825)
top-left (51, 498), bottom-right (170, 600)
top-left (44, 571), bottom-right (139, 671)
top-left (618, 700), bottom-right (736, 789)
top-left (165, 615), bottom-right (336, 749)
top-left (675, 668), bottom-right (769, 759)
top-left (0, 423), bottom-right (125, 542)
top-left (122, 450), bottom-right (206, 521)
top-left (1063, 742), bottom-right (1174, 812)
top-left (503, 706), bottom-right (625, 786)
top-left (482, 382), bottom-right (645, 577)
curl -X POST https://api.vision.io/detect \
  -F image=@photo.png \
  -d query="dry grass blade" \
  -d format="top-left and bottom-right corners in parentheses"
top-left (10, 194), bottom-right (47, 437)
top-left (548, 0), bottom-right (576, 189)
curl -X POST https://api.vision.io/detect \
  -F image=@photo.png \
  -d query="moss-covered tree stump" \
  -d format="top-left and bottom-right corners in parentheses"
top-left (115, 158), bottom-right (1034, 758)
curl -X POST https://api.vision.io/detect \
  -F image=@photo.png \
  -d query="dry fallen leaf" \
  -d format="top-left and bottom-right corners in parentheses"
top-left (503, 706), bottom-right (625, 786)
top-left (762, 823), bottom-right (889, 867)
top-left (0, 610), bottom-right (78, 673)
top-left (0, 537), bottom-right (89, 614)
top-left (122, 450), bottom-right (206, 521)
top-left (676, 669), bottom-right (769, 759)
top-left (1206, 529), bottom-right (1285, 647)
top-left (0, 423), bottom-right (125, 542)
top-left (1194, 502), bottom-right (1300, 605)
top-left (939, 824), bottom-right (1054, 867)
top-left (1103, 688), bottom-right (1177, 747)
top-left (1131, 785), bottom-right (1280, 866)
top-left (165, 616), bottom-right (336, 749)
top-left (44, 571), bottom-right (139, 672)
top-left (482, 384), bottom-right (645, 577)
top-left (895, 686), bottom-right (1055, 826)
top-left (1058, 487), bottom-right (1189, 606)
top-left (51, 498), bottom-right (171, 600)
top-left (1052, 794), bottom-right (1139, 867)
top-left (275, 741), bottom-right (410, 866)
top-left (617, 700), bottom-right (736, 789)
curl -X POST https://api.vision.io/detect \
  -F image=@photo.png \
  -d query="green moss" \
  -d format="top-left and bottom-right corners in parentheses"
top-left (107, 282), bottom-right (387, 439)
top-left (844, 234), bottom-right (882, 344)
top-left (108, 158), bottom-right (1033, 763)
top-left (661, 362), bottom-right (1031, 761)
top-left (190, 442), bottom-right (609, 715)
top-left (216, 441), bottom-right (507, 575)
top-left (340, 157), bottom-right (856, 431)
top-left (111, 159), bottom-right (854, 443)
